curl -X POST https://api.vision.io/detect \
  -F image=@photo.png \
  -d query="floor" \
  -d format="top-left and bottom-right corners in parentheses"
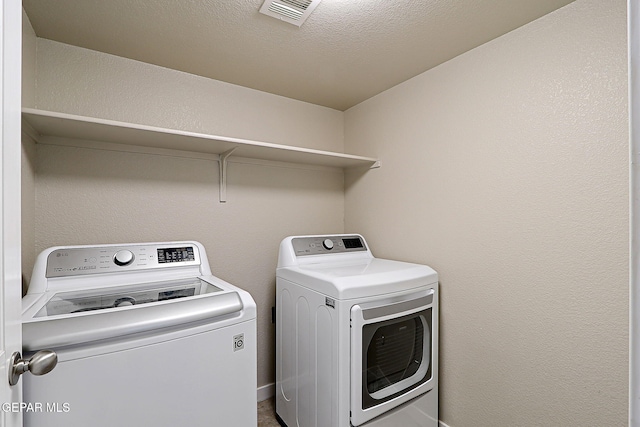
top-left (258, 398), bottom-right (280, 427)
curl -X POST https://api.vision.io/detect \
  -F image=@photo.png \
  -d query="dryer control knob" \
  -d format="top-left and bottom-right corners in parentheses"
top-left (113, 250), bottom-right (135, 266)
top-left (323, 239), bottom-right (334, 250)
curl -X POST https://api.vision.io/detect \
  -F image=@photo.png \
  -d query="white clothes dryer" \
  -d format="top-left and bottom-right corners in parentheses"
top-left (275, 234), bottom-right (438, 427)
top-left (21, 241), bottom-right (257, 427)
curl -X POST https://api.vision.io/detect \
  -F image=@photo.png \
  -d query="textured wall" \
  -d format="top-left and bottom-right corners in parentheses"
top-left (344, 0), bottom-right (628, 426)
top-left (30, 40), bottom-right (346, 391)
top-left (35, 39), bottom-right (344, 152)
top-left (21, 9), bottom-right (37, 290)
top-left (21, 134), bottom-right (36, 293)
top-left (21, 8), bottom-right (36, 108)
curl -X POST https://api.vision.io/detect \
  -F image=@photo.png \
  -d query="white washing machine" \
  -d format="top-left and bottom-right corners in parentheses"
top-left (21, 241), bottom-right (257, 427)
top-left (275, 234), bottom-right (438, 427)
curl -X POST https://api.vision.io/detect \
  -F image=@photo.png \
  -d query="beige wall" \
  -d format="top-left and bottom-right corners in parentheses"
top-left (21, 8), bottom-right (36, 108)
top-left (344, 0), bottom-right (628, 426)
top-left (27, 40), bottom-right (346, 391)
top-left (21, 133), bottom-right (36, 293)
top-left (22, 9), bottom-right (37, 290)
top-left (34, 39), bottom-right (344, 152)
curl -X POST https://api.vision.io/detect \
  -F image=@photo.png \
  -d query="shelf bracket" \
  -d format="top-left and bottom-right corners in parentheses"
top-left (218, 147), bottom-right (238, 203)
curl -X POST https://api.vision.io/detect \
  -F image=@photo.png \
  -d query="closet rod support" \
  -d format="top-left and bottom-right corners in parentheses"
top-left (219, 147), bottom-right (238, 203)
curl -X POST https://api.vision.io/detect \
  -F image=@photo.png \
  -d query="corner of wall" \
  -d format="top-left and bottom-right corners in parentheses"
top-left (21, 8), bottom-right (38, 293)
top-left (21, 130), bottom-right (37, 295)
top-left (22, 7), bottom-right (37, 108)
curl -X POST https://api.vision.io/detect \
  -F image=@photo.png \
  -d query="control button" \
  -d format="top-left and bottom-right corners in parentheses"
top-left (323, 239), bottom-right (334, 250)
top-left (113, 250), bottom-right (135, 266)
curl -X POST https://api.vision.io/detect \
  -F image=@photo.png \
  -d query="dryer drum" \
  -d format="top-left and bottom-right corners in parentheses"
top-left (365, 318), bottom-right (424, 393)
top-left (360, 308), bottom-right (432, 410)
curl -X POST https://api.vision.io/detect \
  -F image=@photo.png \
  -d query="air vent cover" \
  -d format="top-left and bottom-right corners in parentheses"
top-left (259, 0), bottom-right (323, 27)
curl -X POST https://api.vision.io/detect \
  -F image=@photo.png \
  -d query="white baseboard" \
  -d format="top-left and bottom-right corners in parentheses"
top-left (257, 382), bottom-right (275, 402)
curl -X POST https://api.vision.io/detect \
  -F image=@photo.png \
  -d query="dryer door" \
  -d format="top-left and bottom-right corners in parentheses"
top-left (350, 289), bottom-right (435, 427)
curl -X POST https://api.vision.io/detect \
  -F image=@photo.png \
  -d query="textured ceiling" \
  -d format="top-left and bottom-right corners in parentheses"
top-left (22, 0), bottom-right (575, 111)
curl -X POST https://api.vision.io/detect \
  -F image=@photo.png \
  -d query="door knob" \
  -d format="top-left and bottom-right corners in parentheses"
top-left (8, 350), bottom-right (57, 386)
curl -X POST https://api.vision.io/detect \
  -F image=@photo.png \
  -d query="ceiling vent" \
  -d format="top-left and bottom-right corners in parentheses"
top-left (259, 0), bottom-right (323, 27)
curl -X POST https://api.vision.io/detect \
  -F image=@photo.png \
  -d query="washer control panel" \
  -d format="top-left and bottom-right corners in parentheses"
top-left (46, 244), bottom-right (200, 278)
top-left (292, 235), bottom-right (367, 256)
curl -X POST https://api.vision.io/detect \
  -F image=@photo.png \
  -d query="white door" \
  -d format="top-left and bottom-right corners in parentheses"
top-left (1, 0), bottom-right (25, 426)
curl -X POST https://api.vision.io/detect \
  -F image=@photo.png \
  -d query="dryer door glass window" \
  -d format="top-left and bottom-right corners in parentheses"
top-left (361, 308), bottom-right (431, 409)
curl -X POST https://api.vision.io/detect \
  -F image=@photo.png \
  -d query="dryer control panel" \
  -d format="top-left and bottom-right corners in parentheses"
top-left (292, 235), bottom-right (368, 256)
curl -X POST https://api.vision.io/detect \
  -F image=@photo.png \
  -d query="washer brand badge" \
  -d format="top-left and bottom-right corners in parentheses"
top-left (325, 297), bottom-right (335, 309)
top-left (233, 334), bottom-right (244, 351)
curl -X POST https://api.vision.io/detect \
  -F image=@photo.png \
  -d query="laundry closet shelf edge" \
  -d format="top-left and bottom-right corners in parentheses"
top-left (21, 108), bottom-right (380, 169)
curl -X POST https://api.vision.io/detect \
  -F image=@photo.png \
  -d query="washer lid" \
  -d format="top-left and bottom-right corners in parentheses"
top-left (277, 258), bottom-right (437, 299)
top-left (34, 278), bottom-right (222, 317)
top-left (22, 276), bottom-right (246, 351)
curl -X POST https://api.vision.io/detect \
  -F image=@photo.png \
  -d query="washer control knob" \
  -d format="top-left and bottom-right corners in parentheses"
top-left (323, 239), bottom-right (334, 250)
top-left (113, 250), bottom-right (134, 266)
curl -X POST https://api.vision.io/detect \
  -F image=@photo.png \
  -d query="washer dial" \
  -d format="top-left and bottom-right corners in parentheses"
top-left (323, 239), bottom-right (334, 250)
top-left (113, 250), bottom-right (135, 266)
